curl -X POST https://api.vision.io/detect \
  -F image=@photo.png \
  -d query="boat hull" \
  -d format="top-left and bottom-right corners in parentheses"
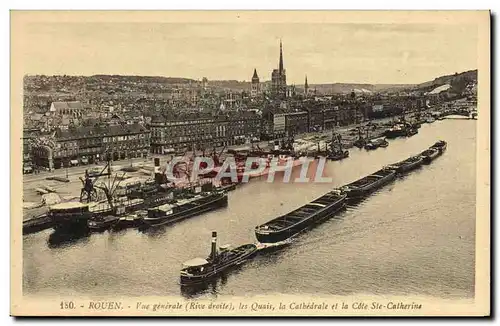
top-left (23, 214), bottom-right (53, 235)
top-left (327, 151), bottom-right (349, 161)
top-left (388, 158), bottom-right (424, 174)
top-left (344, 170), bottom-right (396, 198)
top-left (384, 130), bottom-right (406, 139)
top-left (88, 216), bottom-right (120, 232)
top-left (143, 193), bottom-right (228, 227)
top-left (180, 244), bottom-right (258, 285)
top-left (255, 200), bottom-right (346, 244)
top-left (421, 148), bottom-right (442, 164)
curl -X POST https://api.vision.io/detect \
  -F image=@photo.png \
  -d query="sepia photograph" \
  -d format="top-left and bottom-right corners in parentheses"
top-left (10, 10), bottom-right (490, 316)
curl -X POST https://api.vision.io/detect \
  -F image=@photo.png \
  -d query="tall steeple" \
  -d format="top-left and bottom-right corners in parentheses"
top-left (252, 68), bottom-right (259, 81)
top-left (304, 75), bottom-right (309, 96)
top-left (279, 39), bottom-right (284, 74)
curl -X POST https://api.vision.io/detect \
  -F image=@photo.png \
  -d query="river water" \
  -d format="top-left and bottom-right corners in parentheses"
top-left (23, 118), bottom-right (476, 300)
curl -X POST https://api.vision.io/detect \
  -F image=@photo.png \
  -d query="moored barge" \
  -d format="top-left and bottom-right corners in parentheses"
top-left (364, 138), bottom-right (389, 150)
top-left (255, 189), bottom-right (347, 244)
top-left (341, 168), bottom-right (396, 198)
top-left (88, 215), bottom-right (120, 232)
top-left (112, 211), bottom-right (147, 230)
top-left (180, 231), bottom-right (258, 285)
top-left (49, 202), bottom-right (94, 231)
top-left (143, 191), bottom-right (228, 227)
top-left (23, 214), bottom-right (53, 235)
top-left (327, 150), bottom-right (349, 161)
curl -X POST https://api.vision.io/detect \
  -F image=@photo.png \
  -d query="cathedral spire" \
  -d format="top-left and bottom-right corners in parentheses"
top-left (305, 75), bottom-right (309, 96)
top-left (252, 68), bottom-right (259, 80)
top-left (279, 39), bottom-right (284, 73)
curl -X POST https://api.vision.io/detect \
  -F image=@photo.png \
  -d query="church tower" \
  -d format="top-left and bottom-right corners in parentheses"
top-left (251, 68), bottom-right (260, 98)
top-left (304, 75), bottom-right (309, 97)
top-left (271, 39), bottom-right (287, 98)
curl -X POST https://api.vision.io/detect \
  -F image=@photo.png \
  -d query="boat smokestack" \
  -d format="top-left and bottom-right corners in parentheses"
top-left (154, 158), bottom-right (162, 184)
top-left (211, 231), bottom-right (218, 260)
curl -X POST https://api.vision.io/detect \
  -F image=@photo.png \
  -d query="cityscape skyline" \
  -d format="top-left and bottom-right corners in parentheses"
top-left (18, 22), bottom-right (478, 85)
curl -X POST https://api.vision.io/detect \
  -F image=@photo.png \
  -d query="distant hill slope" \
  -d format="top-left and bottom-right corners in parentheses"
top-left (416, 69), bottom-right (477, 89)
top-left (25, 69), bottom-right (477, 95)
top-left (305, 83), bottom-right (415, 94)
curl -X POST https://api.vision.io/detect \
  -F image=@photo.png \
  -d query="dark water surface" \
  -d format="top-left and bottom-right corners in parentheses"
top-left (23, 119), bottom-right (476, 299)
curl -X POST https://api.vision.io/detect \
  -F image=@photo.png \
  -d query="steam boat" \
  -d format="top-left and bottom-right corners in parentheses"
top-left (180, 231), bottom-right (258, 285)
top-left (341, 168), bottom-right (396, 198)
top-left (143, 191), bottom-right (228, 227)
top-left (255, 189), bottom-right (347, 244)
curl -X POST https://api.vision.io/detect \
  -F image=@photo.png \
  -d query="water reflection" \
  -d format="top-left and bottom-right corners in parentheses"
top-left (47, 228), bottom-right (91, 249)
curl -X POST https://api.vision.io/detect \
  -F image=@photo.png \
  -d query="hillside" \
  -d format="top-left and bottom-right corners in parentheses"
top-left (304, 83), bottom-right (415, 95)
top-left (416, 70), bottom-right (477, 89)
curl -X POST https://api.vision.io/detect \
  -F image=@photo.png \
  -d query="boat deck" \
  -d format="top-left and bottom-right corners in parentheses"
top-left (259, 192), bottom-right (345, 230)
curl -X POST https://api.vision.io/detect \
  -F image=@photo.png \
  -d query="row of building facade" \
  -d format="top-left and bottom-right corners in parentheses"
top-left (24, 105), bottom-right (362, 169)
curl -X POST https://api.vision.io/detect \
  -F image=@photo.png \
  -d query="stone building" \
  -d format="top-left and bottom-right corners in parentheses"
top-left (31, 123), bottom-right (150, 169)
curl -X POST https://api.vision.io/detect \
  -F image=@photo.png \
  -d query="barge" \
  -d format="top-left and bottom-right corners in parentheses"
top-left (88, 215), bottom-right (120, 232)
top-left (386, 155), bottom-right (424, 174)
top-left (180, 231), bottom-right (258, 285)
top-left (327, 150), bottom-right (349, 161)
top-left (420, 148), bottom-right (441, 164)
top-left (111, 211), bottom-right (147, 231)
top-left (143, 191), bottom-right (228, 227)
top-left (341, 168), bottom-right (396, 198)
top-left (431, 140), bottom-right (447, 153)
top-left (255, 189), bottom-right (347, 244)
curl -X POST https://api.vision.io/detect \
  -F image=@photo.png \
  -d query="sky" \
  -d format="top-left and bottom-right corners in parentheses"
top-left (16, 21), bottom-right (478, 85)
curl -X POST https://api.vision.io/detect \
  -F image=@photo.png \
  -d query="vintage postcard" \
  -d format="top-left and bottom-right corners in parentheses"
top-left (11, 10), bottom-right (490, 317)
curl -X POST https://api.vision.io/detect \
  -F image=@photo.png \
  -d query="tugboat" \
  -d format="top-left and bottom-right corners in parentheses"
top-left (143, 190), bottom-right (228, 228)
top-left (180, 231), bottom-right (258, 285)
top-left (386, 155), bottom-right (424, 174)
top-left (341, 168), bottom-right (396, 198)
top-left (255, 189), bottom-right (347, 244)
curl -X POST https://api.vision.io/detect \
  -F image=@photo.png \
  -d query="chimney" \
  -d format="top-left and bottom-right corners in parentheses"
top-left (211, 231), bottom-right (218, 261)
top-left (154, 158), bottom-right (162, 184)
